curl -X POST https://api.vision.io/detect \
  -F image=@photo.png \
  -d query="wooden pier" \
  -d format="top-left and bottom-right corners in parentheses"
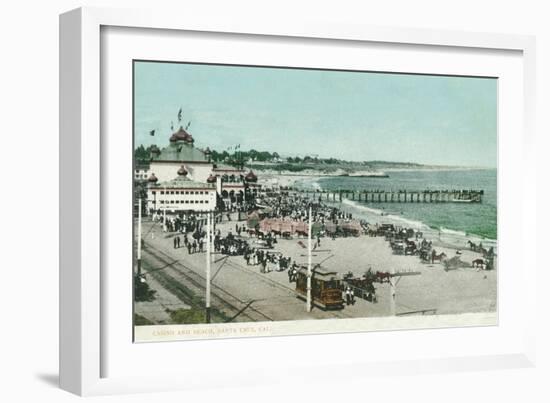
top-left (288, 188), bottom-right (484, 204)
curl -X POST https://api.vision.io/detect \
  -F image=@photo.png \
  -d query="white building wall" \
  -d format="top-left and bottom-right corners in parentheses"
top-left (186, 164), bottom-right (214, 183)
top-left (149, 162), bottom-right (214, 183)
top-left (147, 187), bottom-right (216, 213)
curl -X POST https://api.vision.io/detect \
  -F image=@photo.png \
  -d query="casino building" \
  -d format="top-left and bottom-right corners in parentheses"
top-left (146, 166), bottom-right (217, 213)
top-left (143, 125), bottom-right (259, 211)
top-left (148, 126), bottom-right (213, 183)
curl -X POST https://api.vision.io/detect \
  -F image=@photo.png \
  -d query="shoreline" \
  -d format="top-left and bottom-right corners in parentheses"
top-left (258, 173), bottom-right (497, 250)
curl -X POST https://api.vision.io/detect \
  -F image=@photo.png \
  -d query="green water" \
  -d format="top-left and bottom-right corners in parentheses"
top-left (315, 169), bottom-right (497, 241)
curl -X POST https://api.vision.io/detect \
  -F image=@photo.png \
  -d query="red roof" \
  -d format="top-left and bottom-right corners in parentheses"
top-left (169, 126), bottom-right (194, 143)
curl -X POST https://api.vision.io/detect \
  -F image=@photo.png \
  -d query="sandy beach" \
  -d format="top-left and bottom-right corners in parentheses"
top-left (214, 218), bottom-right (497, 317)
top-left (136, 208), bottom-right (497, 327)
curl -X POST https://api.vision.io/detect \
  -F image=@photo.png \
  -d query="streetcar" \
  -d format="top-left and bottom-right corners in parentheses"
top-left (295, 267), bottom-right (344, 310)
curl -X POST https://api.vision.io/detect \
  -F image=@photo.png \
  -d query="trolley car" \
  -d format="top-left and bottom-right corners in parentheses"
top-left (295, 267), bottom-right (344, 310)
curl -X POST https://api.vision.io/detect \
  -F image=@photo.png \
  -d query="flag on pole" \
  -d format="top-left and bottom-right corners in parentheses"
top-left (185, 121), bottom-right (191, 130)
top-left (170, 121), bottom-right (174, 131)
top-left (149, 129), bottom-right (155, 136)
top-left (177, 108), bottom-right (183, 122)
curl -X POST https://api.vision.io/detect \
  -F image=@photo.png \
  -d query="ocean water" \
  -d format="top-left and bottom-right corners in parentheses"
top-left (302, 169), bottom-right (497, 249)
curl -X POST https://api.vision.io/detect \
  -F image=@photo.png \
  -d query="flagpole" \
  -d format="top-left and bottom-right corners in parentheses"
top-left (307, 206), bottom-right (312, 312)
top-left (205, 210), bottom-right (212, 323)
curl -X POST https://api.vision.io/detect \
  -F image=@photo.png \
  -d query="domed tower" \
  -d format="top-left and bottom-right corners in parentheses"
top-left (177, 165), bottom-right (188, 177)
top-left (170, 126), bottom-right (194, 145)
top-left (206, 174), bottom-right (217, 184)
top-left (147, 173), bottom-right (159, 186)
top-left (245, 171), bottom-right (258, 183)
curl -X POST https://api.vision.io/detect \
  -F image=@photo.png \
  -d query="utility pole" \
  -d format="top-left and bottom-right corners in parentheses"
top-left (163, 186), bottom-right (167, 232)
top-left (307, 206), bottom-right (312, 312)
top-left (137, 198), bottom-right (142, 277)
top-left (205, 210), bottom-right (212, 323)
top-left (389, 265), bottom-right (396, 316)
top-left (388, 270), bottom-right (421, 316)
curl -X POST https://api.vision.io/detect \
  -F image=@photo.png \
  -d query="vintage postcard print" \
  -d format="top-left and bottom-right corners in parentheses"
top-left (132, 61), bottom-right (497, 342)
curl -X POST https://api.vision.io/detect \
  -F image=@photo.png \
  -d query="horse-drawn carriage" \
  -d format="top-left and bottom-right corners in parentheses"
top-left (341, 221), bottom-right (362, 237)
top-left (390, 240), bottom-right (406, 255)
top-left (377, 223), bottom-right (395, 237)
top-left (404, 240), bottom-right (418, 255)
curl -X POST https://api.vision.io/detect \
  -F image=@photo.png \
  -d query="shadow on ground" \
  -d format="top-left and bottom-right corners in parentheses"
top-left (35, 373), bottom-right (59, 388)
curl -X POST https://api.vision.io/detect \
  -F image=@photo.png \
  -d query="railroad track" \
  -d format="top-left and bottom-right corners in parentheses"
top-left (141, 245), bottom-right (274, 323)
top-left (221, 259), bottom-right (355, 320)
top-left (143, 242), bottom-right (356, 321)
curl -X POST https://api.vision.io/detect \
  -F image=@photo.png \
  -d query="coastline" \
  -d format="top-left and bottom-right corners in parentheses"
top-left (257, 172), bottom-right (497, 251)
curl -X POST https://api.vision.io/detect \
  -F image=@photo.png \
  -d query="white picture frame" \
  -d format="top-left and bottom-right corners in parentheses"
top-left (60, 7), bottom-right (537, 396)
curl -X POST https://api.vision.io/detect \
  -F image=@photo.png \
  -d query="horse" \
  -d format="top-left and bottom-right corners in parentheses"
top-left (467, 240), bottom-right (476, 250)
top-left (472, 258), bottom-right (485, 269)
top-left (375, 271), bottom-right (391, 283)
top-left (432, 252), bottom-right (447, 263)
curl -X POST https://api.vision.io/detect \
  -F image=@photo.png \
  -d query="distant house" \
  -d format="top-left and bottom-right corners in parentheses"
top-left (134, 162), bottom-right (150, 181)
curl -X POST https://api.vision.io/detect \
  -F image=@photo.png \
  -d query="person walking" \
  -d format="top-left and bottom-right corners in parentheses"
top-left (345, 286), bottom-right (351, 306)
top-left (173, 237), bottom-right (177, 249)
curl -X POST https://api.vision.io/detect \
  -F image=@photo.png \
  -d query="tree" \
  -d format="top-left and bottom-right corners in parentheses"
top-left (134, 144), bottom-right (149, 162)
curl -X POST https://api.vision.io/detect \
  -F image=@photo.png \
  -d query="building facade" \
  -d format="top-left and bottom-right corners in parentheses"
top-left (142, 125), bottom-right (259, 210)
top-left (148, 126), bottom-right (214, 183)
top-left (147, 167), bottom-right (217, 213)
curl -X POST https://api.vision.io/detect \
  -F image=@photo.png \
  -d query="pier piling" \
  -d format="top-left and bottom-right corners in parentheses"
top-left (293, 188), bottom-right (483, 204)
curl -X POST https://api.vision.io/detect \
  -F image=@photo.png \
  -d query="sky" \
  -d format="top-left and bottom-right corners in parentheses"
top-left (134, 61), bottom-right (497, 167)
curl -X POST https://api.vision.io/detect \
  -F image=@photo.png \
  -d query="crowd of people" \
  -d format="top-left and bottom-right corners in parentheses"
top-left (171, 231), bottom-right (206, 254)
top-left (243, 248), bottom-right (295, 274)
